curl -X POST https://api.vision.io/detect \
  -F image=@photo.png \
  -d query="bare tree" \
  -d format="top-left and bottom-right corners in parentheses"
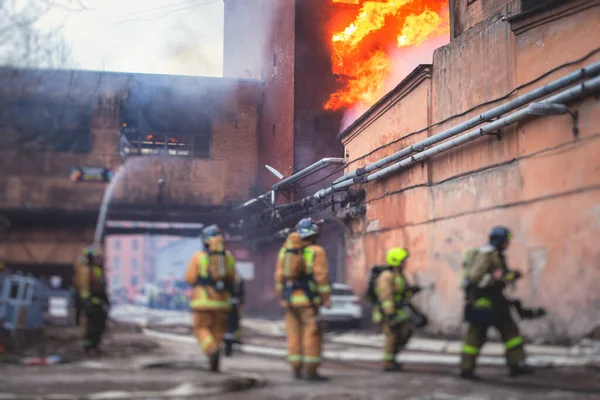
top-left (0, 0), bottom-right (87, 68)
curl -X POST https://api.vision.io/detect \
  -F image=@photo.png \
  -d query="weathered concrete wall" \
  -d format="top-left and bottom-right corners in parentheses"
top-left (341, 3), bottom-right (600, 341)
top-left (450, 0), bottom-right (521, 39)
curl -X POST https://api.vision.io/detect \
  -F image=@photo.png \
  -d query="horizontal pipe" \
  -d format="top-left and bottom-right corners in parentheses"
top-left (234, 191), bottom-right (271, 211)
top-left (272, 158), bottom-right (345, 191)
top-left (332, 60), bottom-right (600, 185)
top-left (365, 75), bottom-right (600, 182)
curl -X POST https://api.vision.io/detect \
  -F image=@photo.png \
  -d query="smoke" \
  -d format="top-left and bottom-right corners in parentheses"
top-left (339, 33), bottom-right (449, 132)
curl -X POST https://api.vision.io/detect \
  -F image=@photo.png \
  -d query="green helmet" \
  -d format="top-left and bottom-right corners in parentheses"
top-left (386, 247), bottom-right (409, 267)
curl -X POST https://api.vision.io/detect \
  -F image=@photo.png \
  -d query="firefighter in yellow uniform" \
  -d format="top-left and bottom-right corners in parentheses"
top-left (460, 226), bottom-right (534, 379)
top-left (374, 247), bottom-right (422, 372)
top-left (184, 224), bottom-right (236, 372)
top-left (275, 218), bottom-right (332, 382)
top-left (73, 247), bottom-right (90, 327)
top-left (79, 245), bottom-right (109, 355)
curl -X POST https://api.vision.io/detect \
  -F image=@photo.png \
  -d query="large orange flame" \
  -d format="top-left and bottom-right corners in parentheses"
top-left (326, 0), bottom-right (450, 112)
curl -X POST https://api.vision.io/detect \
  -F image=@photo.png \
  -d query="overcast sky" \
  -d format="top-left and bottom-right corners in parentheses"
top-left (40, 0), bottom-right (224, 76)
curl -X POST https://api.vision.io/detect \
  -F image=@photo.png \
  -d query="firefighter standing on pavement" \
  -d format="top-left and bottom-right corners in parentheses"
top-left (184, 224), bottom-right (236, 372)
top-left (374, 248), bottom-right (421, 372)
top-left (275, 218), bottom-right (332, 382)
top-left (73, 247), bottom-right (89, 327)
top-left (460, 226), bottom-right (534, 379)
top-left (79, 245), bottom-right (109, 355)
top-left (224, 274), bottom-right (245, 357)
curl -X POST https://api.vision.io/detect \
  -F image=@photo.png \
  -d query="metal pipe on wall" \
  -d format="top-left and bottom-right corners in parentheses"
top-left (332, 60), bottom-right (600, 185)
top-left (342, 76), bottom-right (600, 190)
top-left (272, 158), bottom-right (345, 191)
top-left (316, 65), bottom-right (600, 200)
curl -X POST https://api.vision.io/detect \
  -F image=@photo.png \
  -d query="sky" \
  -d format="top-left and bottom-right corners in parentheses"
top-left (39, 0), bottom-right (224, 76)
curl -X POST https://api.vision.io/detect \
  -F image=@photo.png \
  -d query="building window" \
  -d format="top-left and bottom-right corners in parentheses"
top-left (132, 258), bottom-right (138, 271)
top-left (521, 0), bottom-right (557, 13)
top-left (132, 239), bottom-right (139, 251)
top-left (113, 258), bottom-right (120, 270)
top-left (114, 239), bottom-right (121, 251)
top-left (273, 53), bottom-right (277, 67)
top-left (131, 276), bottom-right (138, 287)
top-left (0, 98), bottom-right (92, 153)
top-left (113, 276), bottom-right (120, 287)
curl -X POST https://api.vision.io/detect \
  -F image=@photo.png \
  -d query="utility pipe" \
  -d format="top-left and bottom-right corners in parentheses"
top-left (321, 75), bottom-right (600, 196)
top-left (272, 157), bottom-right (345, 191)
top-left (332, 60), bottom-right (600, 185)
top-left (236, 158), bottom-right (345, 211)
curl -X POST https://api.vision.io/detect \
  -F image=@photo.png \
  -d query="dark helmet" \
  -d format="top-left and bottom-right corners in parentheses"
top-left (296, 218), bottom-right (319, 239)
top-left (489, 226), bottom-right (512, 250)
top-left (202, 224), bottom-right (222, 239)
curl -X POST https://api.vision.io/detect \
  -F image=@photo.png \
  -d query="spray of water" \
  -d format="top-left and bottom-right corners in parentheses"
top-left (93, 157), bottom-right (146, 246)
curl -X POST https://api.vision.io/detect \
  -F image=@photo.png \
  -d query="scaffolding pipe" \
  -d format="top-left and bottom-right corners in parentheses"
top-left (332, 60), bottom-right (600, 185)
top-left (315, 74), bottom-right (600, 200)
top-left (272, 158), bottom-right (345, 191)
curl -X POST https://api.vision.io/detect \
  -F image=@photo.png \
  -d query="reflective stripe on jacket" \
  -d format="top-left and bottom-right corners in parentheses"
top-left (274, 243), bottom-right (331, 308)
top-left (185, 250), bottom-right (236, 311)
top-left (374, 269), bottom-right (409, 322)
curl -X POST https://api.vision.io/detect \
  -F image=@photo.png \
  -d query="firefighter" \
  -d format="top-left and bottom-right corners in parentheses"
top-left (224, 274), bottom-right (245, 357)
top-left (275, 218), bottom-right (332, 382)
top-left (80, 245), bottom-right (109, 355)
top-left (72, 247), bottom-right (89, 327)
top-left (184, 224), bottom-right (236, 372)
top-left (374, 247), bottom-right (422, 372)
top-left (460, 226), bottom-right (534, 379)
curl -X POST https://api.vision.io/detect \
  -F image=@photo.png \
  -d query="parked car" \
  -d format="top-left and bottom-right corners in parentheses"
top-left (320, 282), bottom-right (363, 326)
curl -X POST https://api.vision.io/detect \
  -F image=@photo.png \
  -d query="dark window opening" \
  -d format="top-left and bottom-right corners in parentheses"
top-left (0, 99), bottom-right (92, 153)
top-left (272, 124), bottom-right (275, 137)
top-left (120, 84), bottom-right (212, 158)
top-left (273, 53), bottom-right (277, 67)
top-left (521, 0), bottom-right (560, 13)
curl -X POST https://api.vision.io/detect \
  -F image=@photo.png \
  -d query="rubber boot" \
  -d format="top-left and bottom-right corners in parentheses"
top-left (224, 341), bottom-right (233, 357)
top-left (460, 369), bottom-right (480, 381)
top-left (209, 350), bottom-right (220, 372)
top-left (383, 362), bottom-right (403, 372)
top-left (292, 366), bottom-right (302, 380)
top-left (509, 361), bottom-right (534, 377)
top-left (305, 373), bottom-right (329, 382)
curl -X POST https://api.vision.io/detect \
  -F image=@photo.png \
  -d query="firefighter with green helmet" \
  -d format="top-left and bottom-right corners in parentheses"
top-left (460, 226), bottom-right (541, 379)
top-left (368, 247), bottom-right (423, 372)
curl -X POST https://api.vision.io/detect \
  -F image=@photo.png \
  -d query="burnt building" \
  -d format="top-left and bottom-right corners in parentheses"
top-left (0, 68), bottom-right (262, 287)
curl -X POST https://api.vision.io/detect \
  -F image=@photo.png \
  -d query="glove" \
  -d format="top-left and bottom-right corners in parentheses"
top-left (408, 285), bottom-right (422, 296)
top-left (520, 307), bottom-right (547, 320)
top-left (503, 270), bottom-right (522, 283)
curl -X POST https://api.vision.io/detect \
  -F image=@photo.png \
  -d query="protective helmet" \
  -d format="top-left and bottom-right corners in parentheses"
top-left (202, 224), bottom-right (222, 239)
top-left (489, 226), bottom-right (512, 249)
top-left (296, 218), bottom-right (319, 239)
top-left (386, 247), bottom-right (409, 268)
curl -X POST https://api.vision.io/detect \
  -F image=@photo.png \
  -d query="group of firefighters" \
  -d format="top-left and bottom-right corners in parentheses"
top-left (73, 218), bottom-right (545, 382)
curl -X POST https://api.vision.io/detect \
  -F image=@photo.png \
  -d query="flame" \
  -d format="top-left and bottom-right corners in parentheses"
top-left (326, 0), bottom-right (450, 113)
top-left (397, 9), bottom-right (449, 47)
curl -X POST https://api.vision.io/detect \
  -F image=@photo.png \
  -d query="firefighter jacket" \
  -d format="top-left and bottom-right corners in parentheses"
top-left (375, 269), bottom-right (410, 322)
top-left (79, 264), bottom-right (108, 306)
top-left (274, 242), bottom-right (331, 308)
top-left (185, 250), bottom-right (236, 311)
top-left (466, 245), bottom-right (511, 312)
top-left (73, 255), bottom-right (86, 293)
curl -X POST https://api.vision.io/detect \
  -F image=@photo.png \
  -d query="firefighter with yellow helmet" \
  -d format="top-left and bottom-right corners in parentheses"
top-left (370, 247), bottom-right (422, 372)
top-left (79, 245), bottom-right (109, 354)
top-left (274, 218), bottom-right (332, 381)
top-left (184, 224), bottom-right (236, 372)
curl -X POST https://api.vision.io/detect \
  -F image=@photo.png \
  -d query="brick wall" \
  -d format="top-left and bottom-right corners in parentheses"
top-left (340, 3), bottom-right (600, 341)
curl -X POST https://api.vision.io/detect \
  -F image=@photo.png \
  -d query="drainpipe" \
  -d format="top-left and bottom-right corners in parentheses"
top-left (272, 158), bottom-right (345, 191)
top-left (332, 60), bottom-right (600, 185)
top-left (316, 75), bottom-right (600, 196)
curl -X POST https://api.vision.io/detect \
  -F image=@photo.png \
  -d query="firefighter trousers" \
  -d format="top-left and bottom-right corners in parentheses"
top-left (83, 304), bottom-right (107, 350)
top-left (461, 312), bottom-right (526, 371)
top-left (382, 320), bottom-right (412, 368)
top-left (193, 309), bottom-right (228, 356)
top-left (224, 304), bottom-right (241, 344)
top-left (284, 306), bottom-right (323, 376)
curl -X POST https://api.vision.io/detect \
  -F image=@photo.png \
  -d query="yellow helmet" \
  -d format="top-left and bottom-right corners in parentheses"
top-left (386, 247), bottom-right (409, 267)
